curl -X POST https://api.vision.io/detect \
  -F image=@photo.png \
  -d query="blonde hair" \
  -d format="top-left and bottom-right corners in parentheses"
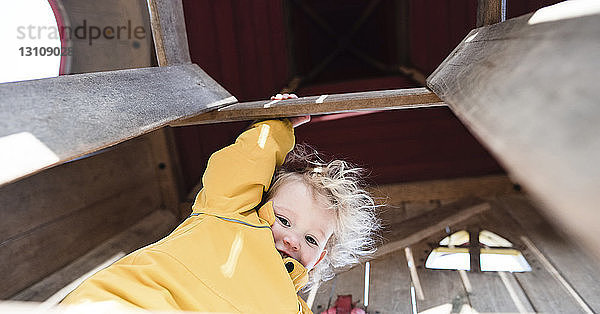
top-left (266, 144), bottom-right (382, 291)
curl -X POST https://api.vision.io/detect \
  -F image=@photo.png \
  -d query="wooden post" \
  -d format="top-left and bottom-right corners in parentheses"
top-left (476, 0), bottom-right (506, 27)
top-left (146, 0), bottom-right (191, 66)
top-left (469, 228), bottom-right (481, 272)
top-left (145, 0), bottom-right (198, 215)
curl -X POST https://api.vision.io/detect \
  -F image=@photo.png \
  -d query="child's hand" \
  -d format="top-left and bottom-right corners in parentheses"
top-left (288, 115), bottom-right (311, 128)
top-left (268, 93), bottom-right (307, 127)
top-left (271, 93), bottom-right (298, 100)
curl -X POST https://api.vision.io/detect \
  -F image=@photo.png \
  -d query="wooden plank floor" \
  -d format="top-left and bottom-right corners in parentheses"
top-left (414, 243), bottom-right (470, 313)
top-left (307, 194), bottom-right (600, 313)
top-left (499, 196), bottom-right (600, 313)
top-left (6, 184), bottom-right (600, 312)
top-left (308, 250), bottom-right (412, 313)
top-left (467, 272), bottom-right (529, 313)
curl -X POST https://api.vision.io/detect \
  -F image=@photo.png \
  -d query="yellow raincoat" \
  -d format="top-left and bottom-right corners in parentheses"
top-left (62, 119), bottom-right (312, 313)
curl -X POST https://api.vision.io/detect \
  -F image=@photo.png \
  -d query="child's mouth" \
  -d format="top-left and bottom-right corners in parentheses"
top-left (278, 250), bottom-right (290, 259)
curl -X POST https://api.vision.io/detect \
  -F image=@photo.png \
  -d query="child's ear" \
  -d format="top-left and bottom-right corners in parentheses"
top-left (314, 250), bottom-right (327, 268)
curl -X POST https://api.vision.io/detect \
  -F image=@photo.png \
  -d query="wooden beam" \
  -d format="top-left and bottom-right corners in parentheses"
top-left (0, 64), bottom-right (236, 187)
top-left (170, 87), bottom-right (443, 126)
top-left (371, 174), bottom-right (516, 204)
top-left (427, 2), bottom-right (600, 260)
top-left (147, 0), bottom-right (191, 66)
top-left (373, 198), bottom-right (490, 259)
top-left (468, 228), bottom-right (481, 272)
top-left (476, 0), bottom-right (506, 27)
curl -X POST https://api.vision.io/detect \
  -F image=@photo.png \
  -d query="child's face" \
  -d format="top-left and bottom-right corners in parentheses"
top-left (268, 179), bottom-right (335, 270)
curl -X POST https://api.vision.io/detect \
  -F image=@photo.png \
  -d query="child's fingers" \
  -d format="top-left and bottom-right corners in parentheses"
top-left (270, 93), bottom-right (299, 100)
top-left (282, 93), bottom-right (298, 99)
top-left (289, 115), bottom-right (311, 128)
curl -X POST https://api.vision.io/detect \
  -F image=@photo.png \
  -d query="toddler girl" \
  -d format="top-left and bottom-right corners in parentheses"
top-left (62, 116), bottom-right (380, 313)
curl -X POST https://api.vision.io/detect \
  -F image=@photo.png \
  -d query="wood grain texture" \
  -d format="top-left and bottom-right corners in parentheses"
top-left (308, 251), bottom-right (411, 313)
top-left (0, 137), bottom-right (163, 299)
top-left (375, 198), bottom-right (490, 259)
top-left (414, 240), bottom-right (471, 313)
top-left (0, 182), bottom-right (160, 299)
top-left (0, 137), bottom-right (154, 242)
top-left (307, 195), bottom-right (600, 313)
top-left (361, 192), bottom-right (600, 312)
top-left (463, 197), bottom-right (599, 312)
top-left (170, 87), bottom-right (443, 126)
top-left (11, 210), bottom-right (177, 302)
top-left (147, 0), bottom-right (191, 66)
top-left (371, 174), bottom-right (515, 204)
top-left (0, 64), bottom-right (235, 187)
top-left (367, 251), bottom-right (412, 313)
top-left (427, 3), bottom-right (600, 261)
top-left (475, 197), bottom-right (593, 313)
top-left (416, 270), bottom-right (470, 313)
top-left (498, 195), bottom-right (600, 313)
top-left (144, 127), bottom-right (185, 218)
top-left (145, 0), bottom-right (196, 214)
top-left (500, 272), bottom-right (536, 313)
top-left (467, 272), bottom-right (528, 312)
top-left (476, 0), bottom-right (505, 27)
top-left (310, 263), bottom-right (365, 313)
top-left (513, 266), bottom-right (584, 313)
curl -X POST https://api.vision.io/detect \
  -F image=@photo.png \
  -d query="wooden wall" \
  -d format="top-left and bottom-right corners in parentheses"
top-left (0, 131), bottom-right (178, 299)
top-left (0, 0), bottom-right (185, 300)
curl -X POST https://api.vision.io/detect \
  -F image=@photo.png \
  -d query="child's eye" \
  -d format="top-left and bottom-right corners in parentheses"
top-left (306, 235), bottom-right (318, 246)
top-left (277, 216), bottom-right (290, 227)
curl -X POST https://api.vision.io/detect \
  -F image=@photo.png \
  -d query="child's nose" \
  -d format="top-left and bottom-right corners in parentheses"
top-left (283, 235), bottom-right (300, 251)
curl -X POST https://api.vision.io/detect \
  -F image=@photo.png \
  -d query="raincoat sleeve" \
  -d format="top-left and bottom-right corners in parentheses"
top-left (191, 119), bottom-right (295, 215)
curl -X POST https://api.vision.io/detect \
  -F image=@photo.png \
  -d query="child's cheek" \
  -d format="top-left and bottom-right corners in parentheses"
top-left (270, 225), bottom-right (281, 243)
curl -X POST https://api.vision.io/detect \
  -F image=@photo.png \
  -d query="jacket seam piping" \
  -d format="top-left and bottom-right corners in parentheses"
top-left (189, 212), bottom-right (271, 229)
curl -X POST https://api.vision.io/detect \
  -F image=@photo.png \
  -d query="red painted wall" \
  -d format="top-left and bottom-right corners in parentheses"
top-left (175, 0), bottom-right (560, 193)
top-left (183, 0), bottom-right (289, 101)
